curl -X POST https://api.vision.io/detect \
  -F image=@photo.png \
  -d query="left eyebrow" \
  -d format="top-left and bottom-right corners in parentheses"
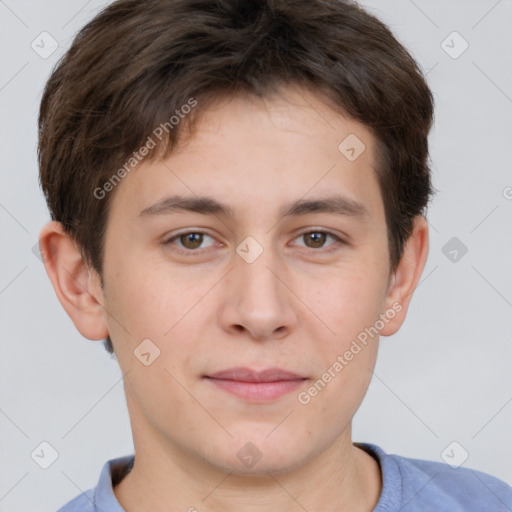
top-left (138, 194), bottom-right (370, 220)
top-left (279, 196), bottom-right (370, 219)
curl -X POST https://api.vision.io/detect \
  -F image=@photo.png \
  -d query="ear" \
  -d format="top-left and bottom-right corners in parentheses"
top-left (38, 221), bottom-right (109, 340)
top-left (380, 215), bottom-right (429, 336)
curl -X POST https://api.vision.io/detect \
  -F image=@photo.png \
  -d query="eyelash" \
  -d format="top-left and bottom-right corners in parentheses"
top-left (163, 229), bottom-right (345, 255)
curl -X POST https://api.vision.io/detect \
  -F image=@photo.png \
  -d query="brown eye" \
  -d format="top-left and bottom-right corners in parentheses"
top-left (179, 232), bottom-right (204, 249)
top-left (294, 230), bottom-right (344, 251)
top-left (303, 232), bottom-right (327, 248)
top-left (164, 231), bottom-right (216, 253)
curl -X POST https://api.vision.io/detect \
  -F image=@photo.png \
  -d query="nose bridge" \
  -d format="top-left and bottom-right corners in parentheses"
top-left (235, 233), bottom-right (285, 306)
top-left (219, 231), bottom-right (297, 339)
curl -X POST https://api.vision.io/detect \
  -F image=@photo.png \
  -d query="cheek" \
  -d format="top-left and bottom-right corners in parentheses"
top-left (298, 268), bottom-right (384, 422)
top-left (311, 263), bottom-right (387, 341)
top-left (105, 254), bottom-right (187, 333)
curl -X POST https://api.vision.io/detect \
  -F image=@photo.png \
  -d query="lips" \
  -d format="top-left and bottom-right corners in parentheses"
top-left (204, 367), bottom-right (308, 402)
top-left (205, 367), bottom-right (306, 382)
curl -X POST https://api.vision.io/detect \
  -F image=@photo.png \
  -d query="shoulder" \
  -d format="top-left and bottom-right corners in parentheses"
top-left (358, 442), bottom-right (512, 511)
top-left (55, 454), bottom-right (134, 512)
top-left (396, 452), bottom-right (512, 510)
top-left (56, 488), bottom-right (96, 512)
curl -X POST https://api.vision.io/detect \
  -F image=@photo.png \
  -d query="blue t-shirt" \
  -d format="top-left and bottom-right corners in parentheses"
top-left (57, 442), bottom-right (512, 511)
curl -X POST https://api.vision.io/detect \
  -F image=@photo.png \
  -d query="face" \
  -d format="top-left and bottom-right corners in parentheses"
top-left (85, 86), bottom-right (405, 475)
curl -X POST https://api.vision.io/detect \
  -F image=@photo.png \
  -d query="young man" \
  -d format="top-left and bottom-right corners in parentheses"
top-left (37, 0), bottom-right (512, 511)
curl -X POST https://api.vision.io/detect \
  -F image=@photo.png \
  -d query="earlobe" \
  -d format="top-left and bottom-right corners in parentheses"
top-left (38, 221), bottom-right (109, 341)
top-left (380, 215), bottom-right (430, 337)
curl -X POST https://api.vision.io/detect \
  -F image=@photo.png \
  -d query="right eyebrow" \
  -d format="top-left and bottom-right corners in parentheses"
top-left (138, 195), bottom-right (235, 218)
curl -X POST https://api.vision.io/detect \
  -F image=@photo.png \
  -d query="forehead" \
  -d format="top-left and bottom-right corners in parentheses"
top-left (175, 85), bottom-right (374, 154)
top-left (108, 84), bottom-right (384, 225)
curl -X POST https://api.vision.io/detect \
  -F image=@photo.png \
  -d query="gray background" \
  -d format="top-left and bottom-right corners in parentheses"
top-left (1, 0), bottom-right (511, 510)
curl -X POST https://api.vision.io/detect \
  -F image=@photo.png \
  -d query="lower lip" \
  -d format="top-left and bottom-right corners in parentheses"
top-left (205, 378), bottom-right (307, 402)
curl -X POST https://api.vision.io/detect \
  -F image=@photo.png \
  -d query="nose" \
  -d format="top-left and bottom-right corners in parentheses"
top-left (218, 242), bottom-right (298, 342)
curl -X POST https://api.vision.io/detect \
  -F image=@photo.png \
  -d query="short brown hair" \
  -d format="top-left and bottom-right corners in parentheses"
top-left (38, 0), bottom-right (435, 355)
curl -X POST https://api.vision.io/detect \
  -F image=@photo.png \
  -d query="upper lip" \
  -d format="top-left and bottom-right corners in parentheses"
top-left (205, 367), bottom-right (307, 382)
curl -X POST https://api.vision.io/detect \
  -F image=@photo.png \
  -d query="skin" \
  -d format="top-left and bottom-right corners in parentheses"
top-left (40, 84), bottom-right (429, 512)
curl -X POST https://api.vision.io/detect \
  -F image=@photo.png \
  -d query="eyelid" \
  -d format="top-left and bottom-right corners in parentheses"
top-left (294, 227), bottom-right (345, 240)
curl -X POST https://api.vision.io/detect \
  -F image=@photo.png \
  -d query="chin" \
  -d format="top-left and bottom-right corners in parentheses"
top-left (216, 454), bottom-right (307, 477)
top-left (202, 433), bottom-right (313, 477)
